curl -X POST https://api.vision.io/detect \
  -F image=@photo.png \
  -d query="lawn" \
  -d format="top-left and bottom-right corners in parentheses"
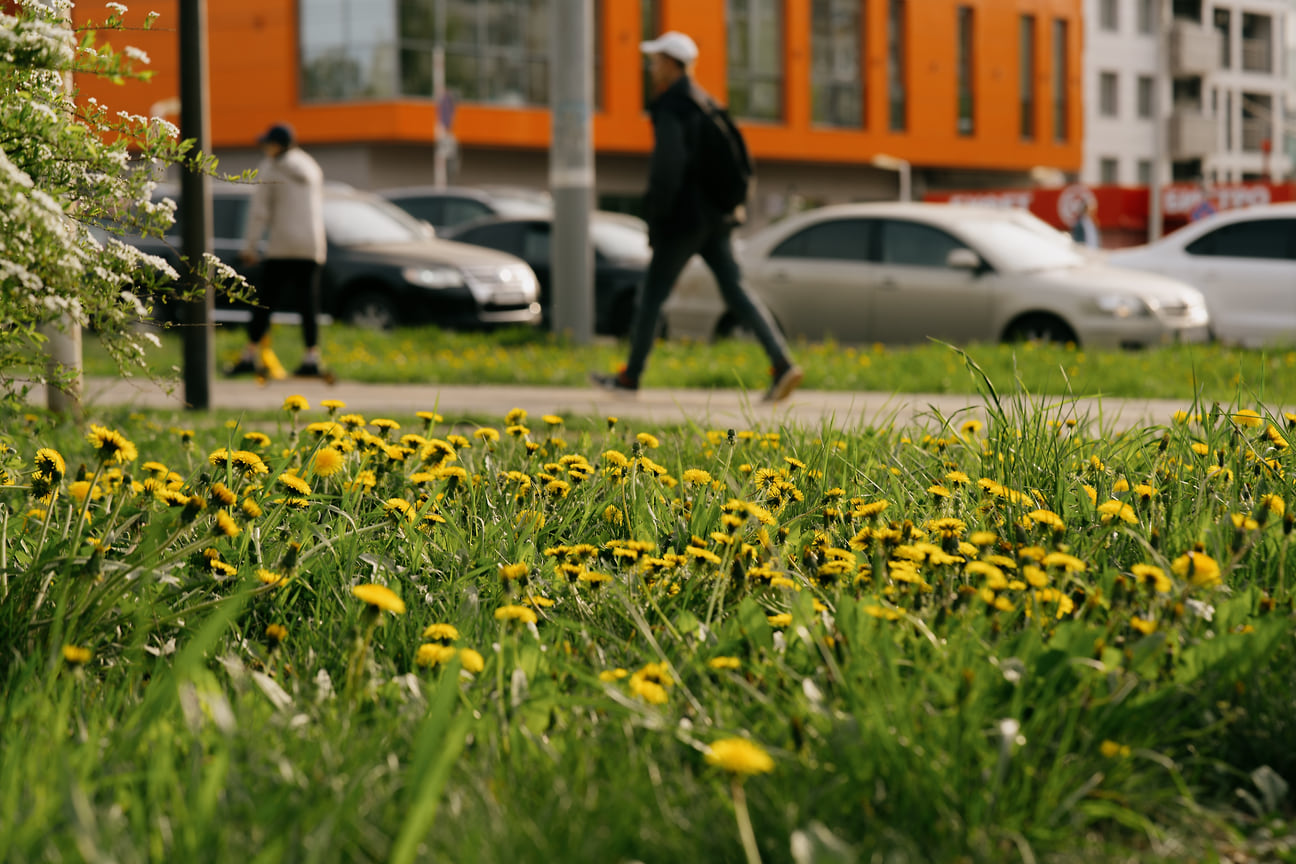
top-left (85, 322), bottom-right (1296, 403)
top-left (2, 383), bottom-right (1295, 862)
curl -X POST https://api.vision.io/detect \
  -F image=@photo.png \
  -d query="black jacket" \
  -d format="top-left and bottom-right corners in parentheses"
top-left (644, 76), bottom-right (725, 246)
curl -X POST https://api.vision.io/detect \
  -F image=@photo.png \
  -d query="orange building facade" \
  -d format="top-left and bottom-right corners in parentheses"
top-left (74, 0), bottom-right (1085, 215)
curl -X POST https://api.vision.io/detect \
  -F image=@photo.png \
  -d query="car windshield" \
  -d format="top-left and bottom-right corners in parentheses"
top-left (592, 218), bottom-right (651, 262)
top-left (324, 195), bottom-right (425, 245)
top-left (956, 217), bottom-right (1088, 272)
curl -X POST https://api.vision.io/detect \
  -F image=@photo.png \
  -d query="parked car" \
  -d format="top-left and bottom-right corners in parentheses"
top-left (133, 182), bottom-right (541, 330)
top-left (377, 185), bottom-right (553, 232)
top-left (1105, 203), bottom-right (1296, 346)
top-left (661, 202), bottom-right (1211, 349)
top-left (442, 212), bottom-right (651, 335)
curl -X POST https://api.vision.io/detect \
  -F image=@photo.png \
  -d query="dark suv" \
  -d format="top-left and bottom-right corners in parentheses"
top-left (135, 182), bottom-right (541, 330)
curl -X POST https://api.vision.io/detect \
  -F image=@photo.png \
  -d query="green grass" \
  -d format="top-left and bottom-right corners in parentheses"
top-left (86, 323), bottom-right (1296, 403)
top-left (2, 371), bottom-right (1296, 862)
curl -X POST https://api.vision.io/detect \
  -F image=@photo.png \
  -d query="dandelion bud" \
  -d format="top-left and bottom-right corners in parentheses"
top-left (1285, 512), bottom-right (1295, 536)
top-left (1158, 432), bottom-right (1170, 453)
top-left (726, 428), bottom-right (736, 445)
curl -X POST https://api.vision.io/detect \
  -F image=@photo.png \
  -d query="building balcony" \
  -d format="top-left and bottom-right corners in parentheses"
top-left (1168, 110), bottom-right (1216, 158)
top-left (1241, 38), bottom-right (1273, 74)
top-left (1170, 21), bottom-right (1220, 76)
top-left (1241, 117), bottom-right (1270, 152)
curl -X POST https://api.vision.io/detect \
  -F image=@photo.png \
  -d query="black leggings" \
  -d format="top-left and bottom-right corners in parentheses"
top-left (248, 259), bottom-right (322, 348)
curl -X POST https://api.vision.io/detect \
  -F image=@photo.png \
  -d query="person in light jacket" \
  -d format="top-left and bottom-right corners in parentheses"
top-left (227, 123), bottom-right (328, 377)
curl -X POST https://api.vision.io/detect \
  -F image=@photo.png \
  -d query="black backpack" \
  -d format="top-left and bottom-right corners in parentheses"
top-left (689, 86), bottom-right (753, 212)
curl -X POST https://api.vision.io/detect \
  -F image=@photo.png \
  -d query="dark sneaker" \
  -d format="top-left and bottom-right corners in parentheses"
top-left (763, 364), bottom-right (804, 403)
top-left (225, 358), bottom-right (264, 377)
top-left (590, 370), bottom-right (639, 394)
top-left (293, 361), bottom-right (326, 377)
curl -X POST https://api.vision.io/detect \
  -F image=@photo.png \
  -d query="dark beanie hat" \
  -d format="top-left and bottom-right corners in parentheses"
top-left (257, 123), bottom-right (295, 148)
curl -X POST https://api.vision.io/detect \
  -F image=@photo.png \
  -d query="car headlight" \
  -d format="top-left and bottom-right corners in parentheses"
top-left (1094, 294), bottom-right (1151, 318)
top-left (402, 266), bottom-right (464, 289)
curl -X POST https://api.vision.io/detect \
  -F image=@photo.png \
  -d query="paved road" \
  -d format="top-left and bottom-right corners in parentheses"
top-left (31, 376), bottom-right (1223, 433)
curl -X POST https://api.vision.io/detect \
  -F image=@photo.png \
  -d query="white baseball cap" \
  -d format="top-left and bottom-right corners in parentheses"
top-left (639, 31), bottom-right (699, 65)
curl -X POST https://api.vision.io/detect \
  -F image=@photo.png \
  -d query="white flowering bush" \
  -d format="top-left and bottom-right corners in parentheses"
top-left (0, 0), bottom-right (245, 403)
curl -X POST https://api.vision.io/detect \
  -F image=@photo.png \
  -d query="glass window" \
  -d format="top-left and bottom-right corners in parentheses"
top-left (810, 0), bottom-right (862, 128)
top-left (453, 221), bottom-right (525, 256)
top-left (728, 0), bottom-right (784, 121)
top-left (1185, 219), bottom-right (1296, 259)
top-left (880, 220), bottom-right (967, 268)
top-left (397, 0), bottom-right (553, 106)
top-left (441, 197), bottom-right (494, 227)
top-left (323, 196), bottom-right (424, 246)
top-left (1137, 75), bottom-right (1154, 118)
top-left (642, 0), bottom-right (659, 109)
top-left (301, 0), bottom-right (398, 101)
top-left (1099, 157), bottom-right (1119, 184)
top-left (770, 219), bottom-right (875, 261)
top-left (1137, 159), bottom-right (1153, 185)
top-left (1099, 0), bottom-right (1118, 31)
top-left (1099, 71), bottom-right (1118, 117)
top-left (212, 196), bottom-right (249, 241)
top-left (1052, 19), bottom-right (1068, 141)
top-left (521, 223), bottom-right (552, 262)
top-left (957, 217), bottom-right (1087, 272)
top-left (591, 217), bottom-right (651, 263)
top-left (956, 6), bottom-right (974, 136)
top-left (888, 0), bottom-right (906, 131)
top-left (1019, 15), bottom-right (1035, 140)
top-left (1138, 0), bottom-right (1155, 33)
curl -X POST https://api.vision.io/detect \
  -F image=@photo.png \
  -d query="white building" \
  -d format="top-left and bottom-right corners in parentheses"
top-left (1083, 0), bottom-right (1292, 186)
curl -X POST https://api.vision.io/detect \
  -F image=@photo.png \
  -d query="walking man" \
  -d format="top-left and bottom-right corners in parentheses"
top-left (227, 123), bottom-right (328, 377)
top-left (592, 31), bottom-right (802, 402)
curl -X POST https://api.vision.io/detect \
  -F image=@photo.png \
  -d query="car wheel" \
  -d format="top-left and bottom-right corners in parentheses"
top-left (343, 289), bottom-right (397, 330)
top-left (1003, 313), bottom-right (1077, 346)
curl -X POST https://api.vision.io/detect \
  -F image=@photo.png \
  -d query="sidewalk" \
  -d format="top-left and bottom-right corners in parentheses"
top-left (36, 376), bottom-right (1218, 433)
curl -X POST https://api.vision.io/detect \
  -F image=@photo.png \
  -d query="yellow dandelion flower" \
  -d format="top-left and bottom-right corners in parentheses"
top-left (62, 645), bottom-right (92, 666)
top-left (766, 612), bottom-right (793, 627)
top-left (232, 450), bottom-right (269, 475)
top-left (214, 509), bottom-right (241, 538)
top-left (422, 623), bottom-right (460, 643)
top-left (708, 656), bottom-right (741, 670)
top-left (1042, 552), bottom-right (1087, 573)
top-left (278, 474), bottom-right (312, 496)
top-left (474, 427), bottom-right (501, 443)
top-left (599, 668), bottom-right (629, 682)
top-left (416, 643), bottom-right (458, 667)
top-left (628, 662), bottom-right (672, 704)
top-left (352, 583), bottom-right (406, 614)
top-left (706, 738), bottom-right (774, 776)
top-left (257, 569), bottom-right (288, 587)
top-left (311, 447), bottom-right (345, 477)
top-left (1130, 616), bottom-right (1158, 635)
top-left (210, 482), bottom-right (237, 507)
top-left (1232, 409), bottom-right (1263, 429)
top-left (1097, 499), bottom-right (1138, 525)
top-left (282, 395), bottom-right (309, 413)
top-left (240, 498), bottom-right (263, 519)
top-left (1100, 740), bottom-right (1131, 758)
top-left (683, 468), bottom-right (713, 486)
top-left (499, 563), bottom-right (530, 582)
top-left (321, 398), bottom-right (346, 413)
top-left (34, 448), bottom-right (66, 481)
top-left (523, 595), bottom-right (554, 608)
top-left (862, 604), bottom-right (903, 620)
top-left (457, 647), bottom-right (485, 673)
top-left (265, 624), bottom-right (288, 646)
top-left (636, 432), bottom-right (660, 449)
top-left (371, 418), bottom-right (401, 433)
top-left (495, 604), bottom-right (538, 624)
top-left (1171, 551), bottom-right (1221, 588)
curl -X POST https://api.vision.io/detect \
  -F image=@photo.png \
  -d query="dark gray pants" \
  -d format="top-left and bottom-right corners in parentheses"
top-left (626, 220), bottom-right (790, 382)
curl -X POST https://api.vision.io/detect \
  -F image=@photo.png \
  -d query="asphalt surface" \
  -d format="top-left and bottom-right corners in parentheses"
top-left (28, 376), bottom-right (1224, 434)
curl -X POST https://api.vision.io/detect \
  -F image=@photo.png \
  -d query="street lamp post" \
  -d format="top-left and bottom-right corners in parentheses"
top-left (871, 153), bottom-right (911, 202)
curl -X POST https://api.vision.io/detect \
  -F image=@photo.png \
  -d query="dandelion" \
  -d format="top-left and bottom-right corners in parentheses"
top-left (232, 450), bottom-right (269, 475)
top-left (1130, 616), bottom-right (1158, 635)
top-left (384, 498), bottom-right (416, 523)
top-left (542, 414), bottom-right (564, 427)
top-left (708, 656), bottom-right (741, 670)
top-left (265, 624), bottom-right (288, 647)
top-left (416, 643), bottom-right (458, 667)
top-left (599, 668), bottom-right (629, 682)
top-left (1171, 551), bottom-right (1222, 588)
top-left (278, 474), bottom-right (312, 496)
top-left (422, 623), bottom-right (460, 643)
top-left (311, 447), bottom-right (345, 477)
top-left (62, 645), bottom-right (93, 667)
top-left (34, 448), bottom-right (66, 482)
top-left (1100, 740), bottom-right (1131, 758)
top-left (474, 427), bottom-right (501, 443)
top-left (86, 424), bottom-right (138, 464)
top-left (683, 468), bottom-right (713, 486)
top-left (240, 498), bottom-right (263, 519)
top-left (458, 648), bottom-right (485, 673)
top-left (371, 418), bottom-right (401, 435)
top-left (1097, 500), bottom-right (1138, 525)
top-left (706, 737), bottom-right (774, 777)
top-left (495, 604), bottom-right (538, 624)
top-left (628, 662), bottom-right (672, 704)
top-left (209, 482), bottom-right (237, 506)
top-left (352, 583), bottom-right (406, 615)
top-left (1232, 409), bottom-right (1263, 429)
top-left (257, 569), bottom-right (288, 587)
top-left (766, 612), bottom-right (793, 628)
top-left (636, 432), bottom-right (660, 449)
top-left (214, 509), bottom-right (241, 538)
top-left (282, 395), bottom-right (309, 413)
top-left (1042, 552), bottom-right (1087, 573)
top-left (499, 563), bottom-right (530, 583)
top-left (321, 398), bottom-right (347, 414)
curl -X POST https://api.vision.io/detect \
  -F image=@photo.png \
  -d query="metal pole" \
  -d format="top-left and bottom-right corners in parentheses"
top-left (179, 0), bottom-right (213, 409)
top-left (433, 0), bottom-right (447, 187)
top-left (899, 160), bottom-right (912, 202)
top-left (1149, 0), bottom-right (1168, 242)
top-left (549, 0), bottom-right (594, 343)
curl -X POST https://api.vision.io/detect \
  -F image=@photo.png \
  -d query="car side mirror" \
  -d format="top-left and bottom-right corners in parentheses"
top-left (947, 248), bottom-right (981, 272)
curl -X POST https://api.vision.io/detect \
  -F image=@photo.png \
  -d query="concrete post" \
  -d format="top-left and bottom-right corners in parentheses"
top-left (549, 0), bottom-right (595, 343)
top-left (1149, 0), bottom-right (1168, 242)
top-left (45, 2), bottom-right (81, 416)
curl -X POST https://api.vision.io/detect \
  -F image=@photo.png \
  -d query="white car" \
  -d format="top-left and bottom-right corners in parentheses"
top-left (1106, 204), bottom-right (1296, 347)
top-left (663, 203), bottom-right (1211, 349)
